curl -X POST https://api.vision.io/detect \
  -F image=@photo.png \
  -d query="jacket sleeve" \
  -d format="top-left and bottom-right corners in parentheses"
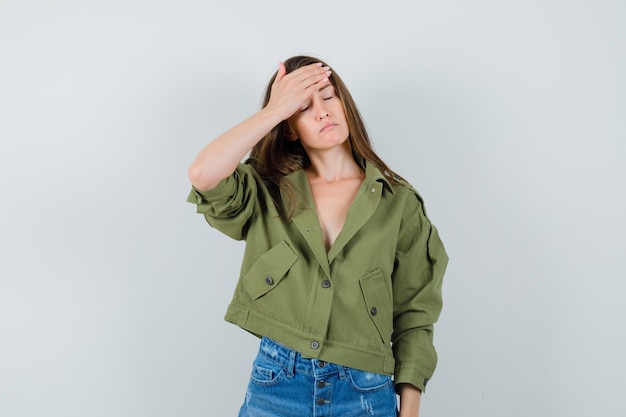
top-left (391, 191), bottom-right (448, 393)
top-left (186, 163), bottom-right (258, 241)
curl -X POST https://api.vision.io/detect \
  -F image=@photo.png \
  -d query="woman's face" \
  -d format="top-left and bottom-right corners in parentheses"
top-left (287, 83), bottom-right (350, 153)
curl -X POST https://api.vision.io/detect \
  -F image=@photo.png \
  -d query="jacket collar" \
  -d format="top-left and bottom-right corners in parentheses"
top-left (363, 159), bottom-right (395, 195)
top-left (283, 159), bottom-right (394, 198)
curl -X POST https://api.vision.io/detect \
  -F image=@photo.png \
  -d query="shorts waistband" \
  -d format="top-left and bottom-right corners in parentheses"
top-left (258, 337), bottom-right (347, 379)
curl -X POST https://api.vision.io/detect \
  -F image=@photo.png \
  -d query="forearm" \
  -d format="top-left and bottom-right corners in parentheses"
top-left (188, 106), bottom-right (284, 191)
top-left (398, 383), bottom-right (421, 417)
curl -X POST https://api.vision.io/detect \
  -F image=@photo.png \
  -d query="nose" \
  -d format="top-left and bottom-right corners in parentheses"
top-left (312, 98), bottom-right (329, 120)
top-left (315, 105), bottom-right (329, 120)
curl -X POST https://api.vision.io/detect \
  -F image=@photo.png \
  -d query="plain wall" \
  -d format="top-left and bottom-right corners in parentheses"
top-left (1, 0), bottom-right (625, 416)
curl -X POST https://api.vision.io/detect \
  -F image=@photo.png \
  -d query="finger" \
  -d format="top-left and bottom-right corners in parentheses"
top-left (299, 67), bottom-right (332, 90)
top-left (284, 62), bottom-right (325, 83)
top-left (282, 65), bottom-right (329, 89)
top-left (274, 61), bottom-right (287, 84)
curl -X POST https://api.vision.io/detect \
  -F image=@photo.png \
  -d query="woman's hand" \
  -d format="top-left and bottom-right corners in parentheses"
top-left (265, 62), bottom-right (332, 121)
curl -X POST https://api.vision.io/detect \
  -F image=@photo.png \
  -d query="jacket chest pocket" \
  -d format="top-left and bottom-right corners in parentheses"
top-left (359, 269), bottom-right (393, 344)
top-left (243, 241), bottom-right (299, 300)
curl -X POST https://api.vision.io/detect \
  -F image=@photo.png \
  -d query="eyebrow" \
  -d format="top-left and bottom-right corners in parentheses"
top-left (319, 84), bottom-right (333, 92)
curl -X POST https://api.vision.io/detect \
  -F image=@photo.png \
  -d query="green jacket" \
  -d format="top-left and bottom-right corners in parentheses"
top-left (187, 161), bottom-right (448, 392)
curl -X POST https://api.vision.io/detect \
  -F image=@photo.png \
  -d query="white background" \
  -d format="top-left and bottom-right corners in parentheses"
top-left (1, 1), bottom-right (625, 416)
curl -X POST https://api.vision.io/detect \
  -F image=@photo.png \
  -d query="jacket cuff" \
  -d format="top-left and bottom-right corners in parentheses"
top-left (186, 175), bottom-right (236, 207)
top-left (394, 364), bottom-right (433, 393)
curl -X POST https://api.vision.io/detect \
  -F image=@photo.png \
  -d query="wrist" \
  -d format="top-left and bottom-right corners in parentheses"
top-left (398, 383), bottom-right (421, 417)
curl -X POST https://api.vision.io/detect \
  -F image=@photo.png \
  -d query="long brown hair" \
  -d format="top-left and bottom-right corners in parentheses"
top-left (247, 55), bottom-right (403, 217)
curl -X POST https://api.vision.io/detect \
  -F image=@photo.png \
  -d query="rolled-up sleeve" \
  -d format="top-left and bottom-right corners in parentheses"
top-left (392, 195), bottom-right (448, 393)
top-left (186, 163), bottom-right (258, 240)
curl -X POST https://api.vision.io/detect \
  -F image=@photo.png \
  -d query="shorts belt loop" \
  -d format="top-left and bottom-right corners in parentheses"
top-left (338, 365), bottom-right (347, 380)
top-left (286, 350), bottom-right (296, 378)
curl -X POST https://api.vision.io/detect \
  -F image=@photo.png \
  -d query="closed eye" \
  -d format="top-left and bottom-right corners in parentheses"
top-left (320, 84), bottom-right (335, 101)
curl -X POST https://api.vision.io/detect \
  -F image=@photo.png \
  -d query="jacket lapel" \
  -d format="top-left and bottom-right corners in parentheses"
top-left (328, 161), bottom-right (392, 263)
top-left (327, 180), bottom-right (381, 263)
top-left (282, 170), bottom-right (331, 279)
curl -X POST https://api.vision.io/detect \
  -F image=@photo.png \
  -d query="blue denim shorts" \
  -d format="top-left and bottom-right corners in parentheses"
top-left (238, 337), bottom-right (398, 417)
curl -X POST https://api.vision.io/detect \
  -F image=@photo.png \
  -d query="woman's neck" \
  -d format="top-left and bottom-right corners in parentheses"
top-left (304, 144), bottom-right (364, 183)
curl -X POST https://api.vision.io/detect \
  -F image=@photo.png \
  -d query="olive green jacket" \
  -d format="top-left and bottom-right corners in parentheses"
top-left (187, 161), bottom-right (448, 392)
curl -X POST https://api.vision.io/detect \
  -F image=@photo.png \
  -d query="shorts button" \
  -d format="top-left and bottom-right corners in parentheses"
top-left (317, 398), bottom-right (328, 405)
top-left (318, 360), bottom-right (326, 368)
top-left (317, 381), bottom-right (327, 388)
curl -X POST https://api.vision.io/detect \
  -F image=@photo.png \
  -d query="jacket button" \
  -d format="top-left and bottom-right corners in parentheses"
top-left (310, 341), bottom-right (320, 349)
top-left (321, 280), bottom-right (331, 288)
top-left (265, 276), bottom-right (274, 285)
top-left (370, 307), bottom-right (378, 316)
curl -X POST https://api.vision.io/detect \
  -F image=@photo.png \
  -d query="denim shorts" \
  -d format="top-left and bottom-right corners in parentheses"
top-left (238, 337), bottom-right (398, 417)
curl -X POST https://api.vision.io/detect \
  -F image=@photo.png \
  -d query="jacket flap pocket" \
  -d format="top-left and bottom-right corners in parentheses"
top-left (359, 269), bottom-right (393, 344)
top-left (243, 241), bottom-right (298, 300)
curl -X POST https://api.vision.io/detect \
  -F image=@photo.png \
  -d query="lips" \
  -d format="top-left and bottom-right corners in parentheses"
top-left (320, 123), bottom-right (336, 133)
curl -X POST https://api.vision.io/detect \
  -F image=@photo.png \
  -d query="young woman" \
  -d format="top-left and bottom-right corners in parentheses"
top-left (187, 55), bottom-right (448, 417)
